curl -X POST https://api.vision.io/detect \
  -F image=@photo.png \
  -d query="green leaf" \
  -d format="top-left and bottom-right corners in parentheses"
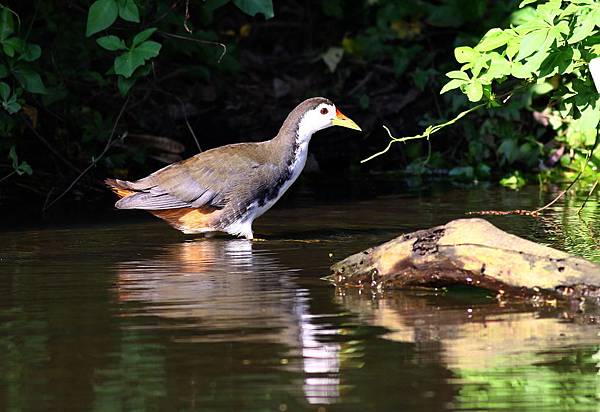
top-left (519, 0), bottom-right (538, 7)
top-left (96, 35), bottom-right (127, 51)
top-left (0, 82), bottom-right (9, 100)
top-left (117, 76), bottom-right (136, 96)
top-left (8, 146), bottom-right (18, 167)
top-left (0, 6), bottom-right (14, 41)
top-left (2, 37), bottom-right (25, 57)
top-left (531, 81), bottom-right (554, 95)
top-left (511, 7), bottom-right (538, 26)
top-left (118, 0), bottom-right (140, 23)
top-left (7, 146), bottom-right (30, 174)
top-left (536, 0), bottom-right (562, 24)
top-left (440, 79), bottom-right (466, 94)
top-left (465, 80), bottom-right (483, 102)
top-left (511, 61), bottom-right (531, 79)
top-left (475, 28), bottom-right (509, 52)
top-left (114, 41), bottom-right (161, 78)
top-left (321, 47), bottom-right (343, 72)
top-left (569, 14), bottom-right (596, 44)
top-left (0, 64), bottom-right (7, 79)
top-left (454, 46), bottom-right (477, 64)
top-left (505, 37), bottom-right (520, 59)
top-left (4, 100), bottom-right (21, 114)
top-left (446, 70), bottom-right (469, 80)
top-left (132, 28), bottom-right (157, 47)
top-left (578, 101), bottom-right (600, 130)
top-left (487, 53), bottom-right (511, 78)
top-left (86, 0), bottom-right (119, 37)
top-left (19, 44), bottom-right (41, 62)
top-left (114, 53), bottom-right (137, 78)
top-left (18, 161), bottom-right (32, 175)
top-left (358, 94), bottom-right (370, 109)
top-left (233, 0), bottom-right (274, 19)
top-left (539, 48), bottom-right (573, 77)
top-left (133, 40), bottom-right (161, 60)
top-left (13, 67), bottom-right (47, 94)
top-left (516, 29), bottom-right (548, 61)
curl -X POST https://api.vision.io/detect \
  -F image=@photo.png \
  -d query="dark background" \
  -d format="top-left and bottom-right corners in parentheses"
top-left (2, 0), bottom-right (546, 225)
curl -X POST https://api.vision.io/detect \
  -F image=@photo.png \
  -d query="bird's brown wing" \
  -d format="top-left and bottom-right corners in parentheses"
top-left (110, 143), bottom-right (277, 212)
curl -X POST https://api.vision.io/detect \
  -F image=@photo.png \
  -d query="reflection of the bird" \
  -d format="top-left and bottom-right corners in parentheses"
top-left (336, 290), bottom-right (600, 371)
top-left (115, 239), bottom-right (341, 404)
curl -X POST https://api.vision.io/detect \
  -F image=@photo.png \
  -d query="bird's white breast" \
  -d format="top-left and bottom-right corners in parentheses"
top-left (224, 141), bottom-right (309, 239)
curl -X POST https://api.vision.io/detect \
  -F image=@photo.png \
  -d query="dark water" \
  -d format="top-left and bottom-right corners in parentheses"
top-left (2, 185), bottom-right (600, 411)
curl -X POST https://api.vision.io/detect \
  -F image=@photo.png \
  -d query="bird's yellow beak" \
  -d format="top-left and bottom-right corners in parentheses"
top-left (331, 109), bottom-right (362, 131)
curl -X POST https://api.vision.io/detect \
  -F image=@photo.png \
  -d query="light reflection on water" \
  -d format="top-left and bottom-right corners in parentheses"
top-left (1, 185), bottom-right (600, 410)
top-left (115, 239), bottom-right (344, 405)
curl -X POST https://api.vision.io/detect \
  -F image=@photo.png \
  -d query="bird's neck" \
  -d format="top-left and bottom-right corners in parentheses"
top-left (272, 120), bottom-right (312, 171)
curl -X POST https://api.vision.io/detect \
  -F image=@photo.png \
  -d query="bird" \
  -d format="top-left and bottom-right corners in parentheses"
top-left (105, 97), bottom-right (361, 239)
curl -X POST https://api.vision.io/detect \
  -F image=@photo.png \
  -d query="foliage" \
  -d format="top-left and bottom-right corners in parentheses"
top-left (440, 0), bottom-right (600, 185)
top-left (0, 0), bottom-right (273, 196)
top-left (1, 0), bottom-right (597, 213)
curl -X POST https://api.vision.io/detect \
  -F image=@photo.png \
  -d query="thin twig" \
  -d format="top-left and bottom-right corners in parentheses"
top-left (0, 170), bottom-right (16, 185)
top-left (42, 186), bottom-right (55, 210)
top-left (153, 87), bottom-right (202, 152)
top-left (183, 0), bottom-right (192, 33)
top-left (20, 115), bottom-right (81, 174)
top-left (43, 98), bottom-right (130, 211)
top-left (159, 31), bottom-right (227, 63)
top-left (533, 132), bottom-right (599, 215)
top-left (469, 132), bottom-right (600, 218)
top-left (361, 103), bottom-right (486, 163)
top-left (578, 178), bottom-right (599, 214)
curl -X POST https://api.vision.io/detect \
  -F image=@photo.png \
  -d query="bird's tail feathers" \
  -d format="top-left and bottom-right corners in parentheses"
top-left (105, 178), bottom-right (135, 199)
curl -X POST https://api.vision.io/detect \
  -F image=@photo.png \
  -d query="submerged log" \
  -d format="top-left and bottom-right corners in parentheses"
top-left (330, 218), bottom-right (600, 301)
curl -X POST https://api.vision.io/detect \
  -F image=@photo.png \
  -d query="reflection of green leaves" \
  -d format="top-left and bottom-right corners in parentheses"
top-left (86, 0), bottom-right (119, 37)
top-left (500, 170), bottom-right (526, 189)
top-left (449, 166), bottom-right (475, 180)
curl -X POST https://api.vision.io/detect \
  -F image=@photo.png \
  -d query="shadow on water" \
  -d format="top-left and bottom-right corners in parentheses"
top-left (1, 185), bottom-right (600, 410)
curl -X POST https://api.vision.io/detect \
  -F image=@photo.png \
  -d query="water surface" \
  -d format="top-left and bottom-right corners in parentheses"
top-left (2, 185), bottom-right (600, 411)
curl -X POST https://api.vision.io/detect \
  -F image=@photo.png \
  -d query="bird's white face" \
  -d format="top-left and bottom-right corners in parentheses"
top-left (297, 102), bottom-right (362, 142)
top-left (297, 103), bottom-right (338, 139)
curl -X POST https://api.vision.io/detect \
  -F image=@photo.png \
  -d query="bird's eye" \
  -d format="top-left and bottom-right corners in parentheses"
top-left (320, 107), bottom-right (328, 115)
